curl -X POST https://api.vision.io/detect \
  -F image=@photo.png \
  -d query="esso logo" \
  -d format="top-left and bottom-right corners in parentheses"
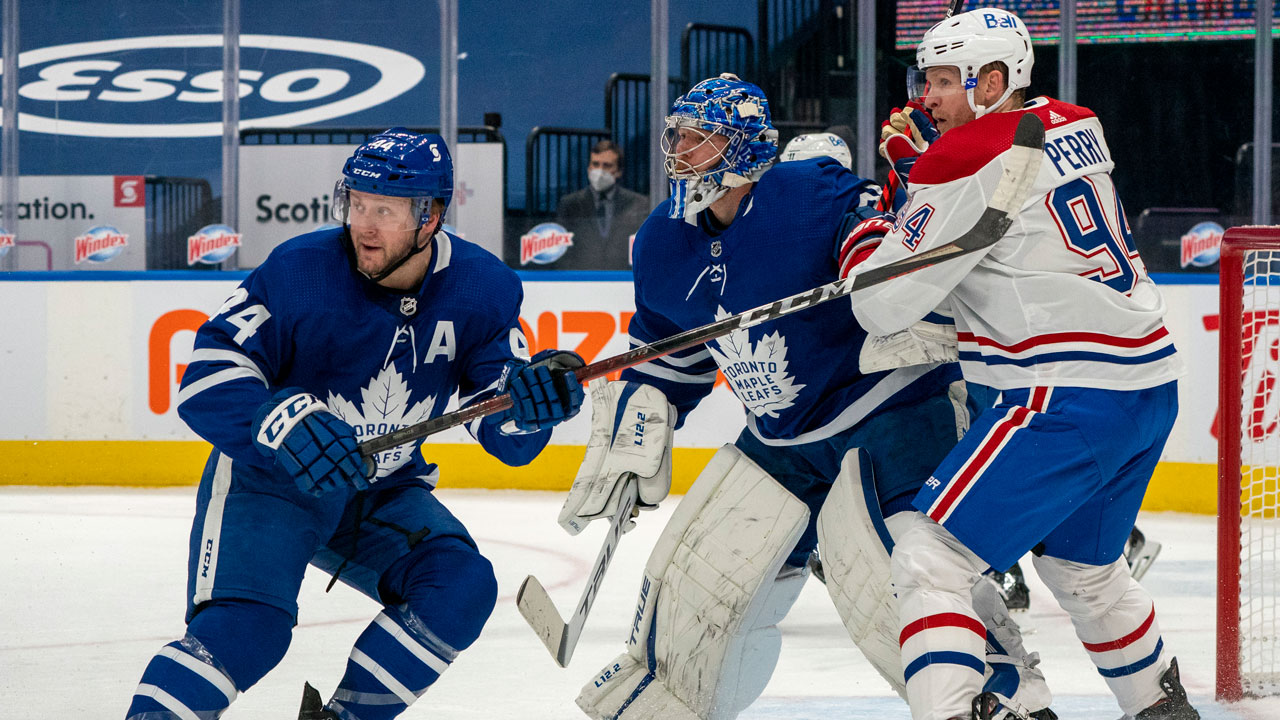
top-left (11, 35), bottom-right (425, 138)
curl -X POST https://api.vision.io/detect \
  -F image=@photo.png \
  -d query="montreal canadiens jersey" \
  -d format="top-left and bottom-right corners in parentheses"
top-left (622, 157), bottom-right (960, 445)
top-left (851, 97), bottom-right (1183, 391)
top-left (177, 227), bottom-right (547, 486)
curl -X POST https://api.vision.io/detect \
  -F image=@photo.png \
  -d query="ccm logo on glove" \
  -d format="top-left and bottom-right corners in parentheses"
top-left (256, 392), bottom-right (323, 449)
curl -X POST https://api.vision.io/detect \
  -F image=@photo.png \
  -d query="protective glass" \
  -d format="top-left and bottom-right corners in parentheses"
top-left (660, 116), bottom-right (731, 180)
top-left (907, 66), bottom-right (969, 102)
top-left (331, 181), bottom-right (432, 232)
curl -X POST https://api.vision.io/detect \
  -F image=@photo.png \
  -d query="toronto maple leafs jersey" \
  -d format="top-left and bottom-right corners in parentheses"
top-left (177, 227), bottom-right (547, 487)
top-left (850, 98), bottom-right (1183, 392)
top-left (623, 157), bottom-right (961, 444)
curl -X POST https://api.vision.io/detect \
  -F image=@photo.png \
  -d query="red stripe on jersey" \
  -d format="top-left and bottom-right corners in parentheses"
top-left (899, 612), bottom-right (987, 646)
top-left (955, 327), bottom-right (1170, 353)
top-left (912, 98), bottom-right (1095, 186)
top-left (1082, 606), bottom-right (1156, 653)
top-left (929, 388), bottom-right (1049, 522)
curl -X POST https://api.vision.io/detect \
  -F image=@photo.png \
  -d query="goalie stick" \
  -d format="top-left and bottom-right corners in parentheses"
top-left (357, 113), bottom-right (1045, 458)
top-left (516, 475), bottom-right (638, 667)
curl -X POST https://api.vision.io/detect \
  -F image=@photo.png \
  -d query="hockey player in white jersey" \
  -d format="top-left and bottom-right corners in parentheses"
top-left (124, 129), bottom-right (586, 720)
top-left (842, 9), bottom-right (1197, 720)
top-left (560, 73), bottom-right (1054, 720)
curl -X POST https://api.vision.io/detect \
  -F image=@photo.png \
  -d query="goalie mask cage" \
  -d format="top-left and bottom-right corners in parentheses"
top-left (1218, 225), bottom-right (1280, 701)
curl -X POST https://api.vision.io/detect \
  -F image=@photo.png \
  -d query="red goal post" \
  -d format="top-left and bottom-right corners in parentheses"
top-left (1217, 225), bottom-right (1280, 701)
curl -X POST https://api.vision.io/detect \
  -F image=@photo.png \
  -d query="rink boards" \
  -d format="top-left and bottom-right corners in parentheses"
top-left (0, 273), bottom-right (1224, 514)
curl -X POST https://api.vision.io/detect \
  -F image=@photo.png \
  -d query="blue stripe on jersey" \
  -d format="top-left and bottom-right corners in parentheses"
top-left (959, 345), bottom-right (1177, 368)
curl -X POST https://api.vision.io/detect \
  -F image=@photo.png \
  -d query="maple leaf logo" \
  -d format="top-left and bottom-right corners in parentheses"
top-left (706, 306), bottom-right (807, 418)
top-left (328, 364), bottom-right (436, 478)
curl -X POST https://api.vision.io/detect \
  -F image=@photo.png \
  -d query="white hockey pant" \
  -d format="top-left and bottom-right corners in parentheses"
top-left (576, 445), bottom-right (810, 720)
top-left (1032, 554), bottom-right (1168, 716)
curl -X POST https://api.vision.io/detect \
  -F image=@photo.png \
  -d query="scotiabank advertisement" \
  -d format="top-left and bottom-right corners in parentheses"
top-left (0, 277), bottom-right (1228, 464)
top-left (3, 176), bottom-right (148, 271)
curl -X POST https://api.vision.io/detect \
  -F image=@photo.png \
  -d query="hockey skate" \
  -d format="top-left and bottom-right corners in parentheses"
top-left (1134, 658), bottom-right (1200, 719)
top-left (970, 690), bottom-right (1058, 720)
top-left (1124, 526), bottom-right (1162, 581)
top-left (298, 682), bottom-right (339, 720)
top-left (990, 563), bottom-right (1030, 612)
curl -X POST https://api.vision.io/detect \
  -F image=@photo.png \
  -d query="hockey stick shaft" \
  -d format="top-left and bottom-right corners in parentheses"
top-left (358, 114), bottom-right (1044, 458)
top-left (516, 475), bottom-right (638, 667)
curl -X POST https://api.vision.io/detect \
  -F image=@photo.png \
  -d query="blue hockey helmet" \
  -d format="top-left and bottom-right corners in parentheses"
top-left (333, 128), bottom-right (454, 230)
top-left (661, 73), bottom-right (778, 223)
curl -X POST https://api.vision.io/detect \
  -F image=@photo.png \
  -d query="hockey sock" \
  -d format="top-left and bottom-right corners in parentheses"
top-left (327, 539), bottom-right (497, 719)
top-left (126, 599), bottom-right (292, 720)
top-left (1033, 555), bottom-right (1168, 715)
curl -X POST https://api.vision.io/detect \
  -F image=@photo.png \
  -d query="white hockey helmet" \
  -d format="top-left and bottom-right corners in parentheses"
top-left (910, 7), bottom-right (1034, 119)
top-left (781, 133), bottom-right (852, 170)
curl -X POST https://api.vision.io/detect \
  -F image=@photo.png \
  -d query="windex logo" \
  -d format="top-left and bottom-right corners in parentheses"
top-left (520, 222), bottom-right (574, 265)
top-left (74, 225), bottom-right (129, 263)
top-left (188, 224), bottom-right (242, 265)
top-left (0, 227), bottom-right (13, 257)
top-left (8, 35), bottom-right (425, 138)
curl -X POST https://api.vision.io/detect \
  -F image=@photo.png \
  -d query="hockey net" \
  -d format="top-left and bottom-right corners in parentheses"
top-left (1218, 225), bottom-right (1280, 701)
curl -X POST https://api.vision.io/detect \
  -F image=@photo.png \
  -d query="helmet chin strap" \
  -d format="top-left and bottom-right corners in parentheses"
top-left (348, 217), bottom-right (440, 284)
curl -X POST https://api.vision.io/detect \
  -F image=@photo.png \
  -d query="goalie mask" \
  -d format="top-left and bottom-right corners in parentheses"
top-left (781, 133), bottom-right (852, 170)
top-left (909, 8), bottom-right (1034, 119)
top-left (661, 73), bottom-right (778, 225)
top-left (332, 128), bottom-right (454, 280)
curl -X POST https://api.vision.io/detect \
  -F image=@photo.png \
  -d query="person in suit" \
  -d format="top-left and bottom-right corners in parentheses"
top-left (552, 140), bottom-right (651, 270)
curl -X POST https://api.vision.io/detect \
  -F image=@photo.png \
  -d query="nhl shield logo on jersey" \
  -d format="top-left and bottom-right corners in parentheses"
top-left (326, 364), bottom-right (436, 478)
top-left (400, 297), bottom-right (418, 316)
top-left (707, 306), bottom-right (806, 418)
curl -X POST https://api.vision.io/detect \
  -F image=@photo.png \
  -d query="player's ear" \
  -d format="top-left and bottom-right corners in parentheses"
top-left (982, 68), bottom-right (1008, 106)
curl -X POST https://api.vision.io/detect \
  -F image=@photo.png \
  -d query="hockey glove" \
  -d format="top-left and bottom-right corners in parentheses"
top-left (252, 388), bottom-right (372, 496)
top-left (499, 349), bottom-right (586, 434)
top-left (558, 380), bottom-right (677, 535)
top-left (879, 103), bottom-right (939, 188)
top-left (837, 211), bottom-right (896, 280)
top-left (858, 316), bottom-right (959, 373)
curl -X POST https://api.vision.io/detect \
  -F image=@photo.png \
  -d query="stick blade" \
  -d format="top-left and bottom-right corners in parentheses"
top-left (516, 574), bottom-right (570, 667)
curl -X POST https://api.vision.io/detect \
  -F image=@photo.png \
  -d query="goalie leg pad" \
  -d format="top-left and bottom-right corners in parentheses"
top-left (816, 447), bottom-right (908, 698)
top-left (577, 444), bottom-right (810, 720)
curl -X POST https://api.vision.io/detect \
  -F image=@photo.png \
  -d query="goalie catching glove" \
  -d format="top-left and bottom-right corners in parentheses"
top-left (558, 380), bottom-right (677, 535)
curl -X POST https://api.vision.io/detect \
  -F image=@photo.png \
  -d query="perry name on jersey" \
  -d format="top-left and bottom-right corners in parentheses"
top-left (177, 227), bottom-right (546, 486)
top-left (624, 157), bottom-right (958, 445)
top-left (852, 97), bottom-right (1182, 392)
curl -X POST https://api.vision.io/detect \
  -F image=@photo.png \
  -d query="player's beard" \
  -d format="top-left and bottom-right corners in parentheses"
top-left (352, 228), bottom-right (418, 278)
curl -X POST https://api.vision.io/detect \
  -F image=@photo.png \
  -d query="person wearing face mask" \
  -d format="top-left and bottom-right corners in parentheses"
top-left (552, 139), bottom-right (651, 270)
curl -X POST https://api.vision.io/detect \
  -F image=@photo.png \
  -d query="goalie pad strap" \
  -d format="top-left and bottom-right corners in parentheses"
top-left (578, 444), bottom-right (810, 720)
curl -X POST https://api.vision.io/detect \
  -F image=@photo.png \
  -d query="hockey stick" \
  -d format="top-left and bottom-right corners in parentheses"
top-left (516, 475), bottom-right (638, 667)
top-left (357, 113), bottom-right (1044, 458)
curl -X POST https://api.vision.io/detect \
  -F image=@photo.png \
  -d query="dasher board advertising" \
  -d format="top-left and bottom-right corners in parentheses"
top-left (1, 175), bottom-right (147, 271)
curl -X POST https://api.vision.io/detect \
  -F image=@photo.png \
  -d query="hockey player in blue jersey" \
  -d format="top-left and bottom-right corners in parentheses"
top-left (560, 74), bottom-right (1053, 720)
top-left (843, 9), bottom-right (1197, 720)
top-left (124, 129), bottom-right (585, 720)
